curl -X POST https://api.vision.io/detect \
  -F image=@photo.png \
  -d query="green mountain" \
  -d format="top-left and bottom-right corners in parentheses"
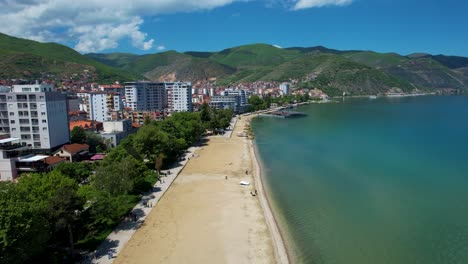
top-left (208, 44), bottom-right (302, 67)
top-left (0, 33), bottom-right (139, 83)
top-left (344, 51), bottom-right (468, 89)
top-left (1, 32), bottom-right (466, 95)
top-left (86, 43), bottom-right (468, 95)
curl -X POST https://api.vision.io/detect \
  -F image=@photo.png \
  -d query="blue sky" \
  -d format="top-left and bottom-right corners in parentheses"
top-left (2, 0), bottom-right (468, 56)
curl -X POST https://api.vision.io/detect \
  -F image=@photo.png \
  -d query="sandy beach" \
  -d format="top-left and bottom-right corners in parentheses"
top-left (114, 116), bottom-right (288, 264)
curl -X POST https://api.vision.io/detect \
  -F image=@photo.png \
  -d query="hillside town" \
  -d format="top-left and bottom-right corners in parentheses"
top-left (0, 79), bottom-right (329, 182)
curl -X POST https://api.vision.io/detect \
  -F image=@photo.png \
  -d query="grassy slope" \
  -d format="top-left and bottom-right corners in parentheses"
top-left (85, 53), bottom-right (139, 69)
top-left (209, 43), bottom-right (302, 67)
top-left (0, 33), bottom-right (139, 82)
top-left (345, 51), bottom-right (468, 89)
top-left (0, 51), bottom-right (95, 79)
top-left (84, 42), bottom-right (468, 92)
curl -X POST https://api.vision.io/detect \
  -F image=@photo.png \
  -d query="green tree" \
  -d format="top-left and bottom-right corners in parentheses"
top-left (200, 102), bottom-right (211, 123)
top-left (93, 156), bottom-right (140, 195)
top-left (86, 131), bottom-right (106, 153)
top-left (0, 183), bottom-right (49, 264)
top-left (248, 95), bottom-right (266, 111)
top-left (14, 172), bottom-right (85, 262)
top-left (70, 126), bottom-right (86, 144)
top-left (54, 162), bottom-right (93, 183)
top-left (133, 124), bottom-right (170, 165)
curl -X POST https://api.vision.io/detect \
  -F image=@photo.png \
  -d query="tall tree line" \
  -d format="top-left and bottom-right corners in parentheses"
top-left (0, 110), bottom-right (232, 263)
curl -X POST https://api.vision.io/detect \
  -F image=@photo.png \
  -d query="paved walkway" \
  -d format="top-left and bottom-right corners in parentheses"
top-left (86, 146), bottom-right (201, 264)
top-left (209, 116), bottom-right (238, 138)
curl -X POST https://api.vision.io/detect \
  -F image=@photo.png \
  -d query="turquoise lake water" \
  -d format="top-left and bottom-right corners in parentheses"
top-left (252, 96), bottom-right (468, 264)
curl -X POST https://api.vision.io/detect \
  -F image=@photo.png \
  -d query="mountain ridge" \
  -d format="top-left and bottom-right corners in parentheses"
top-left (0, 32), bottom-right (466, 95)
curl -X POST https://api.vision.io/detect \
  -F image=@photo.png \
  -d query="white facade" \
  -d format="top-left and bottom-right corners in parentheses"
top-left (167, 82), bottom-right (192, 112)
top-left (12, 83), bottom-right (53, 93)
top-left (124, 82), bottom-right (167, 111)
top-left (101, 119), bottom-right (135, 147)
top-left (280, 83), bottom-right (290, 95)
top-left (0, 90), bottom-right (69, 151)
top-left (77, 93), bottom-right (123, 122)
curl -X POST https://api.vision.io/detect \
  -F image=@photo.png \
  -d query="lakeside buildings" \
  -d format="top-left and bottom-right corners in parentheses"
top-left (167, 82), bottom-right (193, 112)
top-left (124, 81), bottom-right (192, 113)
top-left (1, 83), bottom-right (69, 151)
top-left (209, 88), bottom-right (249, 113)
top-left (124, 81), bottom-right (168, 111)
top-left (77, 92), bottom-right (123, 122)
top-left (279, 83), bottom-right (290, 95)
top-left (0, 83), bottom-right (70, 181)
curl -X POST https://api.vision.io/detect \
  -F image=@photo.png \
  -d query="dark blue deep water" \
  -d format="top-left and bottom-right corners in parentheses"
top-left (252, 96), bottom-right (468, 264)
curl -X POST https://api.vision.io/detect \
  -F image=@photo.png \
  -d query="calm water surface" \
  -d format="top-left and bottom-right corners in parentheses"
top-left (252, 96), bottom-right (468, 264)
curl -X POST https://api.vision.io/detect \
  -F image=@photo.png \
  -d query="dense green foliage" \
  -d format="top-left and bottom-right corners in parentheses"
top-left (0, 33), bottom-right (140, 82)
top-left (70, 126), bottom-right (108, 153)
top-left (70, 126), bottom-right (87, 144)
top-left (0, 111), bottom-right (233, 262)
top-left (199, 103), bottom-right (233, 132)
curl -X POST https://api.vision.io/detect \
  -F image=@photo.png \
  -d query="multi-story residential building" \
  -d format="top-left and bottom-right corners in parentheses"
top-left (279, 83), bottom-right (290, 95)
top-left (209, 95), bottom-right (240, 112)
top-left (125, 110), bottom-right (166, 125)
top-left (124, 81), bottom-right (168, 111)
top-left (0, 84), bottom-right (69, 152)
top-left (99, 83), bottom-right (125, 95)
top-left (222, 89), bottom-right (248, 106)
top-left (77, 92), bottom-right (123, 122)
top-left (167, 82), bottom-right (192, 112)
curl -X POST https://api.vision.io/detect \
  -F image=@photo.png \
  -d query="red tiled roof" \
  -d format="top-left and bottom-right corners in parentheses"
top-left (62, 143), bottom-right (89, 154)
top-left (44, 156), bottom-right (66, 165)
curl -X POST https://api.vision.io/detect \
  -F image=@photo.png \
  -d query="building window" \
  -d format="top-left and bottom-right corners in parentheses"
top-left (39, 96), bottom-right (44, 100)
top-left (42, 120), bottom-right (47, 123)
top-left (10, 120), bottom-right (15, 124)
top-left (42, 127), bottom-right (47, 131)
top-left (41, 112), bottom-right (46, 116)
top-left (9, 112), bottom-right (14, 116)
top-left (11, 128), bottom-right (16, 131)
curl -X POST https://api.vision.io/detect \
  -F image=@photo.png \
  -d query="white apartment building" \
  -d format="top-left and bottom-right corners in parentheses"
top-left (77, 92), bottom-right (123, 122)
top-left (167, 82), bottom-right (192, 112)
top-left (124, 81), bottom-right (168, 111)
top-left (0, 84), bottom-right (69, 151)
top-left (224, 89), bottom-right (248, 105)
top-left (280, 83), bottom-right (290, 95)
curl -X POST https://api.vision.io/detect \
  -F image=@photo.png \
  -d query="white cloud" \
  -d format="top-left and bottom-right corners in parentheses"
top-left (156, 45), bottom-right (166, 51)
top-left (292, 0), bottom-right (352, 10)
top-left (0, 0), bottom-right (238, 52)
top-left (273, 44), bottom-right (282, 48)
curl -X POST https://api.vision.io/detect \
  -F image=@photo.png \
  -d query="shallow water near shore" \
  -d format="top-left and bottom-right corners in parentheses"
top-left (252, 96), bottom-right (468, 264)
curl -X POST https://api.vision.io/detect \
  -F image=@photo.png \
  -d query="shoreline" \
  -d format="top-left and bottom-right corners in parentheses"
top-left (113, 115), bottom-right (277, 264)
top-left (246, 115), bottom-right (290, 264)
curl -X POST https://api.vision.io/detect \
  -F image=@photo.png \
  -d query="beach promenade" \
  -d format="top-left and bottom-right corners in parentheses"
top-left (111, 116), bottom-right (286, 264)
top-left (90, 146), bottom-right (200, 264)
